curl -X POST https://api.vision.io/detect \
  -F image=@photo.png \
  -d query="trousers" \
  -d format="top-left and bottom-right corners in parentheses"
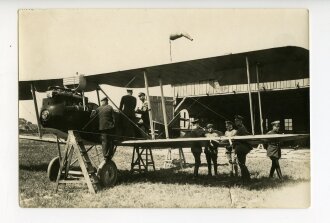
top-left (192, 151), bottom-right (201, 177)
top-left (100, 129), bottom-right (115, 159)
top-left (269, 157), bottom-right (283, 179)
top-left (205, 151), bottom-right (218, 175)
top-left (236, 151), bottom-right (251, 182)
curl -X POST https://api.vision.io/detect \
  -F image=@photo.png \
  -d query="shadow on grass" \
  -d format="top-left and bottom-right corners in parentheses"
top-left (19, 163), bottom-right (82, 172)
top-left (19, 163), bottom-right (49, 172)
top-left (116, 167), bottom-right (309, 191)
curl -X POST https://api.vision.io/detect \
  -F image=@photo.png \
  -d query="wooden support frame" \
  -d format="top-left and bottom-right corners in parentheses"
top-left (163, 147), bottom-right (186, 169)
top-left (55, 130), bottom-right (100, 194)
top-left (130, 146), bottom-right (155, 173)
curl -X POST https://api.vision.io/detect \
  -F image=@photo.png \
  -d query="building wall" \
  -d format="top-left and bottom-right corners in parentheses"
top-left (175, 88), bottom-right (310, 136)
top-left (173, 78), bottom-right (309, 97)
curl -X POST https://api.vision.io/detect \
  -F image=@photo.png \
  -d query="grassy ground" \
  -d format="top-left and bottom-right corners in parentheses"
top-left (19, 139), bottom-right (310, 208)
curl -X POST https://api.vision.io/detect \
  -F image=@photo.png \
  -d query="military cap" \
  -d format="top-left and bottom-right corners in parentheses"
top-left (234, 115), bottom-right (244, 120)
top-left (127, 88), bottom-right (133, 92)
top-left (138, 92), bottom-right (145, 97)
top-left (271, 120), bottom-right (280, 126)
top-left (206, 123), bottom-right (214, 129)
top-left (191, 119), bottom-right (199, 124)
top-left (101, 97), bottom-right (108, 102)
top-left (225, 120), bottom-right (233, 125)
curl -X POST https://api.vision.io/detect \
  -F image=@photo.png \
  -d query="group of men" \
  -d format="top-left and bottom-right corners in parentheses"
top-left (91, 89), bottom-right (283, 182)
top-left (90, 89), bottom-right (150, 161)
top-left (190, 115), bottom-right (283, 182)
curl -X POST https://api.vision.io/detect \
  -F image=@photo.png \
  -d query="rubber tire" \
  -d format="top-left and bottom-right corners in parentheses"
top-left (47, 156), bottom-right (60, 182)
top-left (97, 160), bottom-right (118, 188)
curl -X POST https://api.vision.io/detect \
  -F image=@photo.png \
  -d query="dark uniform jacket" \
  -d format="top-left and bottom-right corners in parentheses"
top-left (266, 129), bottom-right (281, 159)
top-left (119, 95), bottom-right (137, 117)
top-left (94, 105), bottom-right (115, 130)
top-left (234, 124), bottom-right (253, 154)
top-left (190, 127), bottom-right (205, 153)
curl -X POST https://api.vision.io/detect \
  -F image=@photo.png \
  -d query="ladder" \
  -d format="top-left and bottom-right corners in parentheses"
top-left (163, 148), bottom-right (186, 169)
top-left (55, 130), bottom-right (101, 194)
top-left (130, 146), bottom-right (155, 173)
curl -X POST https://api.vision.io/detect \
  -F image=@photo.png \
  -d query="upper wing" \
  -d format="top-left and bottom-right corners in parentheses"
top-left (19, 78), bottom-right (64, 100)
top-left (85, 46), bottom-right (308, 88)
top-left (19, 46), bottom-right (308, 100)
top-left (118, 134), bottom-right (309, 148)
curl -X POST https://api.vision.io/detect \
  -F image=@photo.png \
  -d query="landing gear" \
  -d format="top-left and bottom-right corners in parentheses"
top-left (47, 156), bottom-right (61, 182)
top-left (97, 160), bottom-right (118, 188)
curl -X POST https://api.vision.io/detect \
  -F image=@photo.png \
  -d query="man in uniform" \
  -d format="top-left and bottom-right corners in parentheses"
top-left (136, 92), bottom-right (150, 134)
top-left (224, 120), bottom-right (238, 177)
top-left (190, 119), bottom-right (205, 178)
top-left (91, 97), bottom-right (116, 161)
top-left (233, 115), bottom-right (253, 183)
top-left (119, 89), bottom-right (137, 138)
top-left (265, 120), bottom-right (283, 179)
top-left (204, 123), bottom-right (223, 176)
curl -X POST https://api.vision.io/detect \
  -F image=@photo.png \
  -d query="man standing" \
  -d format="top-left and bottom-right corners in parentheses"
top-left (190, 119), bottom-right (205, 178)
top-left (224, 120), bottom-right (238, 177)
top-left (91, 97), bottom-right (116, 161)
top-left (119, 89), bottom-right (137, 138)
top-left (233, 115), bottom-right (253, 183)
top-left (265, 120), bottom-right (283, 179)
top-left (136, 92), bottom-right (150, 134)
top-left (204, 123), bottom-right (222, 176)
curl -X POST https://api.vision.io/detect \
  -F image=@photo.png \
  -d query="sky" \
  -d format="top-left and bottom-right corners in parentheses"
top-left (18, 9), bottom-right (309, 123)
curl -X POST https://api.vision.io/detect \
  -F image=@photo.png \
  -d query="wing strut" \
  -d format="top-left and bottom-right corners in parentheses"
top-left (96, 89), bottom-right (101, 106)
top-left (245, 57), bottom-right (255, 135)
top-left (30, 83), bottom-right (42, 138)
top-left (143, 70), bottom-right (155, 139)
top-left (256, 64), bottom-right (264, 134)
top-left (159, 78), bottom-right (169, 139)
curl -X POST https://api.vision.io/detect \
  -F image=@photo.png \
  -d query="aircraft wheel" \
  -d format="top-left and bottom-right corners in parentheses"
top-left (47, 156), bottom-right (61, 182)
top-left (97, 160), bottom-right (118, 188)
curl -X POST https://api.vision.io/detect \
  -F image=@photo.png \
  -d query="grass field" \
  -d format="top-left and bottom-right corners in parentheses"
top-left (19, 139), bottom-right (310, 208)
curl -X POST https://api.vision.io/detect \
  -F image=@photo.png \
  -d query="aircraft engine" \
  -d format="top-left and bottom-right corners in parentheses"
top-left (63, 75), bottom-right (97, 92)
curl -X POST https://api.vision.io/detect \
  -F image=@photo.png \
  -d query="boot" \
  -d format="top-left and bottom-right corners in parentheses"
top-left (276, 166), bottom-right (283, 180)
top-left (207, 164), bottom-right (212, 176)
top-left (226, 153), bottom-right (232, 164)
top-left (241, 166), bottom-right (251, 183)
top-left (194, 165), bottom-right (199, 177)
top-left (269, 166), bottom-right (275, 178)
top-left (214, 164), bottom-right (218, 176)
top-left (234, 164), bottom-right (238, 177)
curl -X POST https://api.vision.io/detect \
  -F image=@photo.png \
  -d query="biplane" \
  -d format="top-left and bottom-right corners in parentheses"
top-left (19, 45), bottom-right (309, 193)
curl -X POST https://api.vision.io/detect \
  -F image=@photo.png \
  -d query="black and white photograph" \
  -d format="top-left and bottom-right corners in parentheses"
top-left (17, 8), bottom-right (311, 209)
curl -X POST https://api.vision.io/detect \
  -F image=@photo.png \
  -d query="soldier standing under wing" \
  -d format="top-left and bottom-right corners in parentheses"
top-left (91, 97), bottom-right (116, 161)
top-left (265, 120), bottom-right (283, 179)
top-left (233, 115), bottom-right (253, 183)
top-left (119, 89), bottom-right (137, 138)
top-left (136, 92), bottom-right (150, 134)
top-left (224, 120), bottom-right (238, 177)
top-left (190, 119), bottom-right (205, 179)
top-left (204, 123), bottom-right (223, 176)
